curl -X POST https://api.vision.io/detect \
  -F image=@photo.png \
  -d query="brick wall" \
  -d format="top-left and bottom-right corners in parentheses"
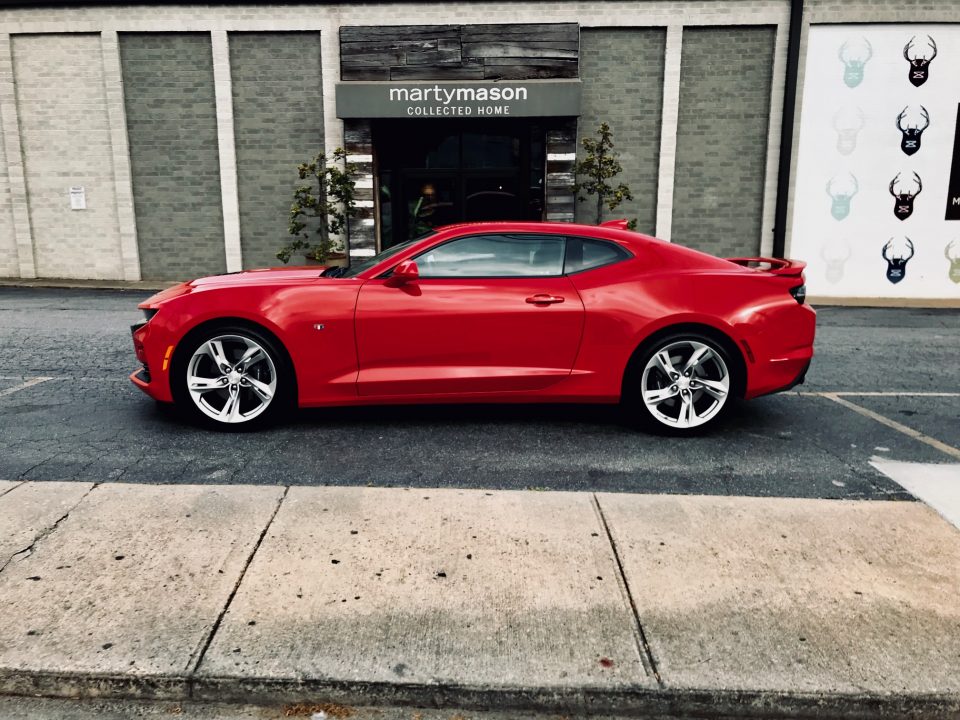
top-left (577, 28), bottom-right (666, 233)
top-left (12, 33), bottom-right (123, 279)
top-left (0, 2), bottom-right (791, 280)
top-left (120, 33), bottom-right (225, 281)
top-left (672, 26), bottom-right (776, 257)
top-left (229, 32), bottom-right (324, 269)
top-left (0, 79), bottom-right (15, 277)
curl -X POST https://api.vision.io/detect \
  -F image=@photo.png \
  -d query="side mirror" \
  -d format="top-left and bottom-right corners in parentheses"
top-left (392, 260), bottom-right (419, 283)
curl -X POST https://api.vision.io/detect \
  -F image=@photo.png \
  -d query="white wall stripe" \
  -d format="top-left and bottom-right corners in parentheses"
top-left (0, 33), bottom-right (34, 278)
top-left (320, 20), bottom-right (342, 157)
top-left (759, 23), bottom-right (789, 258)
top-left (100, 31), bottom-right (141, 282)
top-left (211, 31), bottom-right (243, 273)
top-left (655, 25), bottom-right (683, 242)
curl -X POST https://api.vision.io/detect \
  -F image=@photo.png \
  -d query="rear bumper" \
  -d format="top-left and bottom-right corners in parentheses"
top-left (742, 302), bottom-right (816, 399)
top-left (748, 356), bottom-right (811, 399)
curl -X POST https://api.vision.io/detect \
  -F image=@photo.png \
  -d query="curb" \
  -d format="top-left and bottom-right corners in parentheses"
top-left (2, 670), bottom-right (958, 719)
top-left (0, 278), bottom-right (176, 292)
top-left (808, 296), bottom-right (960, 309)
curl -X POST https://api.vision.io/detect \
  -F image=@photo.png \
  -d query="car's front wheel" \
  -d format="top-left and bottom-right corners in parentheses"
top-left (172, 325), bottom-right (288, 430)
top-left (626, 334), bottom-right (735, 434)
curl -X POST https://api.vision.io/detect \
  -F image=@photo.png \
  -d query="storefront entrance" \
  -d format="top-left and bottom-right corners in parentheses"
top-left (374, 119), bottom-right (549, 248)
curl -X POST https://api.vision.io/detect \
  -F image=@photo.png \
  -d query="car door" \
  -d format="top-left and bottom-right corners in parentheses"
top-left (355, 233), bottom-right (585, 397)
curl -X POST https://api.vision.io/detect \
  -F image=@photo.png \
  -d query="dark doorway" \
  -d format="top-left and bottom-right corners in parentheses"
top-left (374, 119), bottom-right (547, 248)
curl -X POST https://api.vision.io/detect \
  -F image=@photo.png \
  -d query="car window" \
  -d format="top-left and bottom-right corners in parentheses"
top-left (415, 234), bottom-right (565, 278)
top-left (564, 236), bottom-right (630, 274)
top-left (336, 233), bottom-right (434, 278)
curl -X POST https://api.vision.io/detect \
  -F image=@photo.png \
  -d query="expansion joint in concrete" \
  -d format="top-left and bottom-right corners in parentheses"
top-left (0, 480), bottom-right (23, 499)
top-left (187, 485), bottom-right (290, 677)
top-left (0, 482), bottom-right (100, 575)
top-left (591, 493), bottom-right (663, 688)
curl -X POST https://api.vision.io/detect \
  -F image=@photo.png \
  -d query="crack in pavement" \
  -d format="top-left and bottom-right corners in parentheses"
top-left (591, 492), bottom-right (664, 688)
top-left (0, 481), bottom-right (24, 499)
top-left (16, 451), bottom-right (66, 482)
top-left (184, 485), bottom-right (290, 675)
top-left (0, 482), bottom-right (101, 574)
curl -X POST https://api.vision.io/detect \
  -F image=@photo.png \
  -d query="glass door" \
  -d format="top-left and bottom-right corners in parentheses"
top-left (402, 173), bottom-right (460, 239)
top-left (375, 119), bottom-right (548, 248)
top-left (463, 175), bottom-right (521, 221)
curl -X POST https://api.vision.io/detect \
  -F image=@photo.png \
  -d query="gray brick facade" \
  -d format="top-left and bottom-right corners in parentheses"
top-left (229, 32), bottom-right (324, 269)
top-left (672, 26), bottom-right (776, 258)
top-left (576, 29), bottom-right (666, 234)
top-left (120, 33), bottom-right (225, 281)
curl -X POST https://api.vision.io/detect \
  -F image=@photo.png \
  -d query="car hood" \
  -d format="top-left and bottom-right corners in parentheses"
top-left (190, 266), bottom-right (327, 287)
top-left (138, 266), bottom-right (329, 309)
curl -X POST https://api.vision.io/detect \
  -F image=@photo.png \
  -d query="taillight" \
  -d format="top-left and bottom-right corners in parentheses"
top-left (789, 284), bottom-right (806, 304)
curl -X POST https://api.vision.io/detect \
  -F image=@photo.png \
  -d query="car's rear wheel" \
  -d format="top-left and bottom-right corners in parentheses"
top-left (172, 325), bottom-right (288, 430)
top-left (626, 334), bottom-right (734, 434)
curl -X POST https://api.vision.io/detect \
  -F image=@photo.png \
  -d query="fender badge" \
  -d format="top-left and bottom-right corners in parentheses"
top-left (313, 323), bottom-right (325, 331)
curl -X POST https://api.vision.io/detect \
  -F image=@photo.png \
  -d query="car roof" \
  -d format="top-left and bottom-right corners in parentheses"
top-left (354, 221), bottom-right (740, 280)
top-left (429, 220), bottom-right (655, 250)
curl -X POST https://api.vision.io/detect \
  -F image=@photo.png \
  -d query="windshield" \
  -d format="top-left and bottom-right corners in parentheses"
top-left (326, 233), bottom-right (436, 278)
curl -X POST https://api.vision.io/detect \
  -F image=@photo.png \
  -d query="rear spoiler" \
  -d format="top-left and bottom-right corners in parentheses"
top-left (725, 256), bottom-right (806, 278)
top-left (599, 219), bottom-right (633, 231)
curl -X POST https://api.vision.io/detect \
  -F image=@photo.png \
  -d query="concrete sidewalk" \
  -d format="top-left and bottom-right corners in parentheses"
top-left (0, 480), bottom-right (958, 719)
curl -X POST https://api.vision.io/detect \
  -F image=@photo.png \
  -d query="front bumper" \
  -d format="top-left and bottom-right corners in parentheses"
top-left (130, 319), bottom-right (173, 402)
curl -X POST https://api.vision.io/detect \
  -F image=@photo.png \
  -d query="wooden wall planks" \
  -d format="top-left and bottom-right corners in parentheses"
top-left (340, 23), bottom-right (579, 81)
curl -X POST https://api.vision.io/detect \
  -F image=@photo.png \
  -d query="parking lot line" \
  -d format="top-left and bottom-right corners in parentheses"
top-left (0, 377), bottom-right (53, 399)
top-left (801, 391), bottom-right (960, 398)
top-left (816, 392), bottom-right (960, 461)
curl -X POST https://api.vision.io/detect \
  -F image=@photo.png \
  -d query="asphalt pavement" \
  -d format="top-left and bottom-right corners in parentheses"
top-left (0, 286), bottom-right (957, 498)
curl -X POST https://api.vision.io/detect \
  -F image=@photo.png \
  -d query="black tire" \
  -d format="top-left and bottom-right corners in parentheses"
top-left (170, 322), bottom-right (293, 431)
top-left (623, 332), bottom-right (737, 436)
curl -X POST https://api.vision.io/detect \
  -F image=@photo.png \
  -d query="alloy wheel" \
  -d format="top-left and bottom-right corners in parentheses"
top-left (186, 334), bottom-right (277, 424)
top-left (640, 339), bottom-right (730, 429)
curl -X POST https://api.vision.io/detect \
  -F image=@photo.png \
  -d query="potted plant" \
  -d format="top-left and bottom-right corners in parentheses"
top-left (276, 148), bottom-right (358, 266)
top-left (573, 122), bottom-right (638, 229)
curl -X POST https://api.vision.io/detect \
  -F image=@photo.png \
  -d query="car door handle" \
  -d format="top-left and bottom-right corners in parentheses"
top-left (526, 294), bottom-right (565, 305)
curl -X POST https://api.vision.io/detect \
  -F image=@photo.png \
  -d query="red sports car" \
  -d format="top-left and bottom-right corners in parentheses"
top-left (130, 221), bottom-right (815, 433)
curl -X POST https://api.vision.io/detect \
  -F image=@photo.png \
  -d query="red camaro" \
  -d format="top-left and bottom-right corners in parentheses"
top-left (130, 221), bottom-right (815, 433)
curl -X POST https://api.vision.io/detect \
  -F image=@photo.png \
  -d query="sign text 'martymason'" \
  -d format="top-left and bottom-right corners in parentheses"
top-left (335, 80), bottom-right (582, 119)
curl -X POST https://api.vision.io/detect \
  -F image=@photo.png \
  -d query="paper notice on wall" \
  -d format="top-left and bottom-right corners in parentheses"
top-left (791, 24), bottom-right (960, 299)
top-left (69, 186), bottom-right (86, 210)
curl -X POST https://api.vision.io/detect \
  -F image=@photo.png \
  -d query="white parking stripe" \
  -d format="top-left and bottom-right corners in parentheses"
top-left (800, 391), bottom-right (960, 398)
top-left (818, 392), bottom-right (960, 461)
top-left (0, 376), bottom-right (53, 398)
top-left (871, 458), bottom-right (960, 531)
